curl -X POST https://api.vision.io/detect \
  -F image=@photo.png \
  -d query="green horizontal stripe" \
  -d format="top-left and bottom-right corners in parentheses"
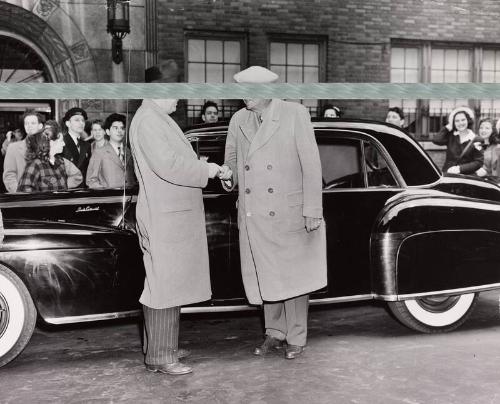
top-left (1, 83), bottom-right (500, 99)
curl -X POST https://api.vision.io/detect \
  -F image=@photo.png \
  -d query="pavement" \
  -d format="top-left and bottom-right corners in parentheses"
top-left (2, 291), bottom-right (500, 404)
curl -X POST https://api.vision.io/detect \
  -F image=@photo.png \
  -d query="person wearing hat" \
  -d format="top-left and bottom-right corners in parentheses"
top-left (323, 104), bottom-right (342, 119)
top-left (219, 66), bottom-right (327, 359)
top-left (129, 98), bottom-right (221, 375)
top-left (61, 107), bottom-right (91, 185)
top-left (432, 106), bottom-right (483, 175)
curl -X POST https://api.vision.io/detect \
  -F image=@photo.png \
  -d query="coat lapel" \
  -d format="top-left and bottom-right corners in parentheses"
top-left (104, 144), bottom-right (123, 168)
top-left (247, 99), bottom-right (281, 158)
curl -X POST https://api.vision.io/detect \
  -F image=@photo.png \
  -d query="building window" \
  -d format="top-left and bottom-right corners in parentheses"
top-left (269, 37), bottom-right (325, 117)
top-left (390, 42), bottom-right (500, 139)
top-left (185, 33), bottom-right (246, 125)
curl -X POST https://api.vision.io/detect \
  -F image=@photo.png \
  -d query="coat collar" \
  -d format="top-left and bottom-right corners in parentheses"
top-left (246, 99), bottom-right (281, 158)
top-left (141, 99), bottom-right (192, 149)
top-left (102, 143), bottom-right (126, 167)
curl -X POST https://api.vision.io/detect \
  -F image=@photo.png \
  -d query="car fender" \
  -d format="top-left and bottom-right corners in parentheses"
top-left (370, 190), bottom-right (500, 300)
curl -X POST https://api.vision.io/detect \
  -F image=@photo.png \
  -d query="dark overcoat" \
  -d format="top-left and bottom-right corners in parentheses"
top-left (129, 100), bottom-right (212, 309)
top-left (224, 99), bottom-right (327, 304)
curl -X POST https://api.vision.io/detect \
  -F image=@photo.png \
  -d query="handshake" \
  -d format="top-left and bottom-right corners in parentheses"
top-left (207, 163), bottom-right (233, 180)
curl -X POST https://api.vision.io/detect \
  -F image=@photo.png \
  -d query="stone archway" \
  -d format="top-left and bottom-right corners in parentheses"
top-left (0, 1), bottom-right (98, 83)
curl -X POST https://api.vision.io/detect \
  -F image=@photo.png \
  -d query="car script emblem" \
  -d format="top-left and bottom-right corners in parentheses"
top-left (76, 206), bottom-right (100, 213)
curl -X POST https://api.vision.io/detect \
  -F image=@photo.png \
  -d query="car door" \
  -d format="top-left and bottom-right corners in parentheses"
top-left (193, 135), bottom-right (246, 302)
top-left (318, 130), bottom-right (405, 298)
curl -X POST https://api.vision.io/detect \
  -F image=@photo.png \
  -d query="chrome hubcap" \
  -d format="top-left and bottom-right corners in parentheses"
top-left (415, 295), bottom-right (461, 313)
top-left (0, 292), bottom-right (9, 339)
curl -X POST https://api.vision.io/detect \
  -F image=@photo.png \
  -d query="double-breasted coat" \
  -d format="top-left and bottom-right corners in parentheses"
top-left (129, 99), bottom-right (212, 309)
top-left (224, 99), bottom-right (327, 305)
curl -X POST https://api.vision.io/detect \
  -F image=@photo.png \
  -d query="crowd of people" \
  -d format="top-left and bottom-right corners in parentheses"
top-left (0, 108), bottom-right (136, 193)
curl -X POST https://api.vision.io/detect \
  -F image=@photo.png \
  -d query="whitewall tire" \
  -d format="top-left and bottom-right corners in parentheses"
top-left (0, 266), bottom-right (36, 367)
top-left (388, 293), bottom-right (477, 333)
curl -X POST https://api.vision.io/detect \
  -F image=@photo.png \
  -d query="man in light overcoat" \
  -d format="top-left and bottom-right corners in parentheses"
top-left (220, 66), bottom-right (327, 359)
top-left (129, 97), bottom-right (220, 375)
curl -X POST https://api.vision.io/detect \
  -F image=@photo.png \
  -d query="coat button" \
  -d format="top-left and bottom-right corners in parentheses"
top-left (246, 212), bottom-right (252, 217)
top-left (245, 165), bottom-right (250, 171)
top-left (268, 188), bottom-right (274, 193)
top-left (245, 188), bottom-right (251, 194)
top-left (267, 164), bottom-right (272, 170)
top-left (269, 211), bottom-right (275, 216)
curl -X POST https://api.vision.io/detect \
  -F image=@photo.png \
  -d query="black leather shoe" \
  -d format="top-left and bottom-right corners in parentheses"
top-left (177, 348), bottom-right (190, 359)
top-left (254, 335), bottom-right (286, 356)
top-left (285, 345), bottom-right (304, 359)
top-left (145, 362), bottom-right (192, 375)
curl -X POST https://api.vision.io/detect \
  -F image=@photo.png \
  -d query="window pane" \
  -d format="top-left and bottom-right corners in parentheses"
top-left (270, 42), bottom-right (286, 64)
top-left (304, 44), bottom-right (319, 65)
top-left (406, 48), bottom-right (419, 68)
top-left (432, 49), bottom-right (444, 69)
top-left (457, 70), bottom-right (470, 82)
top-left (457, 50), bottom-right (470, 69)
top-left (224, 41), bottom-right (240, 63)
top-left (286, 65), bottom-right (302, 83)
top-left (224, 64), bottom-right (240, 82)
top-left (405, 69), bottom-right (419, 83)
top-left (391, 69), bottom-right (405, 83)
top-left (303, 66), bottom-right (319, 83)
top-left (206, 40), bottom-right (223, 62)
top-left (270, 64), bottom-right (286, 83)
top-left (188, 63), bottom-right (205, 82)
top-left (206, 64), bottom-right (223, 83)
top-left (318, 139), bottom-right (363, 189)
top-left (391, 48), bottom-right (405, 68)
top-left (444, 49), bottom-right (457, 70)
top-left (188, 39), bottom-right (205, 62)
top-left (431, 70), bottom-right (444, 83)
top-left (444, 70), bottom-right (457, 82)
top-left (287, 43), bottom-right (303, 65)
top-left (483, 71), bottom-right (495, 83)
top-left (483, 50), bottom-right (495, 70)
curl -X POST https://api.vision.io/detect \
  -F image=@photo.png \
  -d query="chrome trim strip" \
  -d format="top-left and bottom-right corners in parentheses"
top-left (45, 310), bottom-right (141, 324)
top-left (44, 295), bottom-right (376, 324)
top-left (374, 282), bottom-right (500, 301)
top-left (4, 229), bottom-right (106, 236)
top-left (0, 195), bottom-right (133, 209)
top-left (309, 294), bottom-right (373, 304)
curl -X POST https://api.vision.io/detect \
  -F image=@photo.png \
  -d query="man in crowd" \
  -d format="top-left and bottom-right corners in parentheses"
top-left (86, 113), bottom-right (136, 189)
top-left (219, 66), bottom-right (327, 360)
top-left (3, 110), bottom-right (45, 192)
top-left (201, 101), bottom-right (219, 124)
top-left (62, 107), bottom-right (91, 185)
top-left (130, 87), bottom-right (221, 374)
top-left (385, 107), bottom-right (405, 128)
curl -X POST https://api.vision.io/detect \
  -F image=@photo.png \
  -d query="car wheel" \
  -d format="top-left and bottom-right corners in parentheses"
top-left (0, 266), bottom-right (37, 367)
top-left (387, 293), bottom-right (477, 333)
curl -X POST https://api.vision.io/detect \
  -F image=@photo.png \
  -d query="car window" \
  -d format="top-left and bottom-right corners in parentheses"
top-left (362, 140), bottom-right (398, 187)
top-left (318, 138), bottom-right (364, 189)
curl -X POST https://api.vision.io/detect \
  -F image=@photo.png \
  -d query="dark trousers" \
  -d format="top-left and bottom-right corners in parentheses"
top-left (264, 294), bottom-right (309, 346)
top-left (142, 305), bottom-right (180, 365)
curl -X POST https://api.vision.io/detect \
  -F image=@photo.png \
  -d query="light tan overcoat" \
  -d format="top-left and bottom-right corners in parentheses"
top-left (129, 100), bottom-right (212, 309)
top-left (224, 99), bottom-right (327, 304)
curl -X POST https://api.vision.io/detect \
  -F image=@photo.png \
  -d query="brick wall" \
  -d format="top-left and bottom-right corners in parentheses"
top-left (156, 0), bottom-right (500, 125)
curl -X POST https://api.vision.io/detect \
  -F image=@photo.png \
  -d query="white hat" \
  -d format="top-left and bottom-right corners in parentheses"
top-left (448, 106), bottom-right (475, 124)
top-left (233, 66), bottom-right (279, 83)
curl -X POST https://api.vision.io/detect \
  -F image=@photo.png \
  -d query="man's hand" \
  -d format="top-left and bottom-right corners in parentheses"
top-left (218, 165), bottom-right (233, 180)
top-left (208, 163), bottom-right (221, 179)
top-left (447, 166), bottom-right (460, 174)
top-left (305, 216), bottom-right (322, 232)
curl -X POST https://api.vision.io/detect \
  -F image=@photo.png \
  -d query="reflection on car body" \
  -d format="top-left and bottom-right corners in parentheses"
top-left (2, 119), bottom-right (500, 367)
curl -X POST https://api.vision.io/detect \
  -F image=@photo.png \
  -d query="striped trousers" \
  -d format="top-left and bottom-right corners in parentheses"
top-left (142, 305), bottom-right (180, 365)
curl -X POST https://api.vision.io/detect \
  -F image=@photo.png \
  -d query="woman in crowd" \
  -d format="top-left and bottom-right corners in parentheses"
top-left (89, 119), bottom-right (108, 152)
top-left (17, 125), bottom-right (82, 192)
top-left (476, 118), bottom-right (500, 178)
top-left (322, 104), bottom-right (342, 118)
top-left (1, 129), bottom-right (24, 156)
top-left (432, 106), bottom-right (483, 175)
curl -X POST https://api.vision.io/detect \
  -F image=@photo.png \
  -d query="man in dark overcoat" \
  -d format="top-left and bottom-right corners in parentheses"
top-left (220, 66), bottom-right (327, 359)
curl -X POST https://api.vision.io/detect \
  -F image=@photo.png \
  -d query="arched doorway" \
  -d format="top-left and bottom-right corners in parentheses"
top-left (0, 33), bottom-right (55, 134)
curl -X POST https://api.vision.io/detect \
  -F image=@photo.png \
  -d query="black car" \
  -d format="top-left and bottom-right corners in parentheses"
top-left (2, 119), bottom-right (500, 368)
